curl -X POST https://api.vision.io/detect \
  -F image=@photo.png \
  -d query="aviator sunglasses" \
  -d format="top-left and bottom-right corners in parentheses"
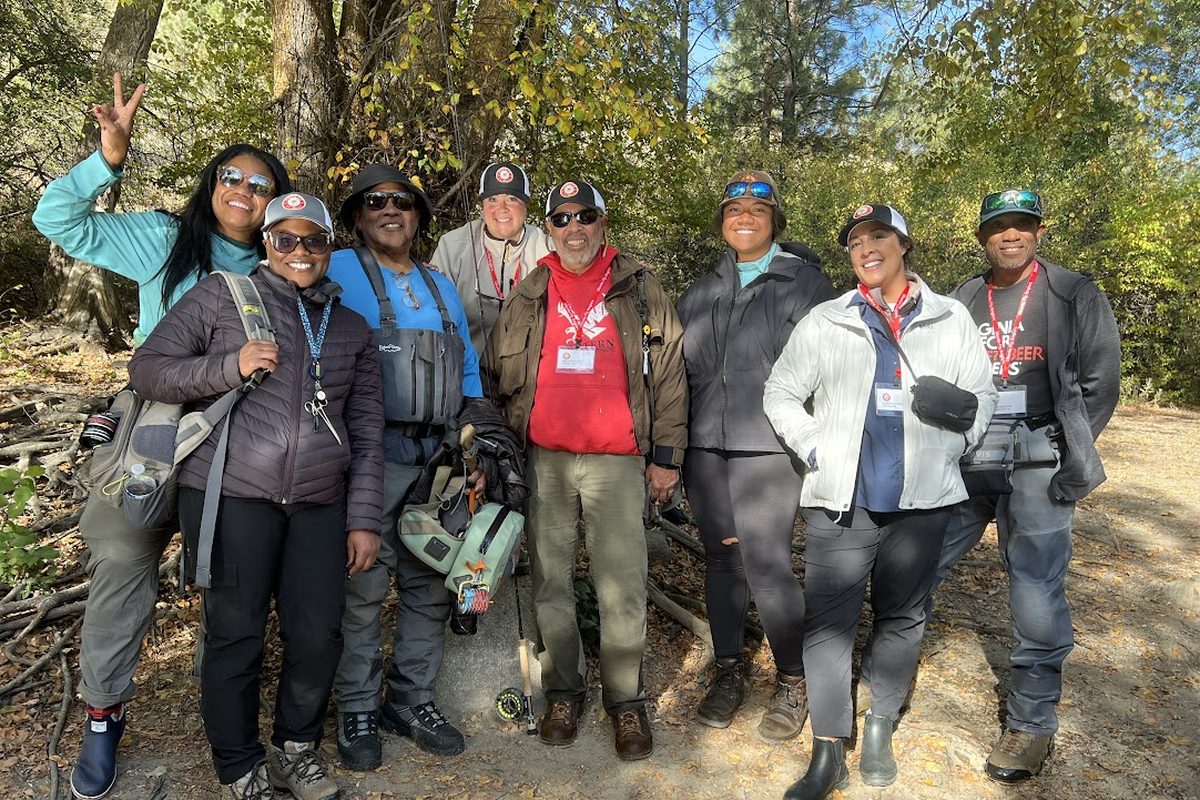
top-left (362, 191), bottom-right (416, 212)
top-left (267, 231), bottom-right (333, 255)
top-left (217, 165), bottom-right (275, 197)
top-left (548, 209), bottom-right (601, 228)
top-left (723, 181), bottom-right (774, 202)
top-left (982, 189), bottom-right (1041, 214)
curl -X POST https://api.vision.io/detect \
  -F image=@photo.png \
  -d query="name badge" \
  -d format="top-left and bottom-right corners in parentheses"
top-left (995, 385), bottom-right (1028, 417)
top-left (556, 345), bottom-right (595, 374)
top-left (874, 383), bottom-right (905, 416)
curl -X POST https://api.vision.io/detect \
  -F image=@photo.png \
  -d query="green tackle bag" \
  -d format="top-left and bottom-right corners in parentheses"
top-left (444, 503), bottom-right (524, 614)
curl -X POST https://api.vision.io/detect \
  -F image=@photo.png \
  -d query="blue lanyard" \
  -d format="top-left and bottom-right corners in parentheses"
top-left (297, 296), bottom-right (332, 384)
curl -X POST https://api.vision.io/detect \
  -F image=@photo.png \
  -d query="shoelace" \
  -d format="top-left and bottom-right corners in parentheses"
top-left (412, 702), bottom-right (451, 729)
top-left (232, 763), bottom-right (272, 799)
top-left (711, 663), bottom-right (742, 691)
top-left (772, 681), bottom-right (799, 709)
top-left (285, 749), bottom-right (329, 786)
top-left (546, 701), bottom-right (576, 723)
top-left (616, 710), bottom-right (644, 735)
top-left (344, 711), bottom-right (377, 740)
top-left (997, 730), bottom-right (1038, 757)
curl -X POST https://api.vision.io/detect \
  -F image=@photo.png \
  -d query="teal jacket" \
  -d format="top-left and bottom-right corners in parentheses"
top-left (32, 151), bottom-right (261, 345)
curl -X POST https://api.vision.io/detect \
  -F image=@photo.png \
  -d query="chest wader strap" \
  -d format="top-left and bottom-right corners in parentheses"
top-left (354, 246), bottom-right (458, 336)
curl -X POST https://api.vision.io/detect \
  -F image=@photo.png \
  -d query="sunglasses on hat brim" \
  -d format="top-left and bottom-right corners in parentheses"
top-left (723, 181), bottom-right (775, 202)
top-left (983, 190), bottom-right (1041, 213)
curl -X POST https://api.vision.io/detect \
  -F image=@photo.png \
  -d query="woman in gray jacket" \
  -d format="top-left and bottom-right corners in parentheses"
top-left (763, 204), bottom-right (996, 800)
top-left (676, 171), bottom-right (835, 739)
top-left (128, 193), bottom-right (383, 800)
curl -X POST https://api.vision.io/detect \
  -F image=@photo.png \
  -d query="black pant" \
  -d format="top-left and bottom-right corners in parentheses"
top-left (801, 505), bottom-right (949, 739)
top-left (179, 489), bottom-right (348, 784)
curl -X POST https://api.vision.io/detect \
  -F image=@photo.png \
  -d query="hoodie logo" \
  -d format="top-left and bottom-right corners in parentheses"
top-left (557, 300), bottom-right (608, 342)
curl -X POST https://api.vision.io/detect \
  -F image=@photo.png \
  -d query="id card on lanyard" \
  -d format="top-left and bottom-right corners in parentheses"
top-left (859, 283), bottom-right (910, 417)
top-left (988, 263), bottom-right (1039, 417)
top-left (552, 263), bottom-right (612, 375)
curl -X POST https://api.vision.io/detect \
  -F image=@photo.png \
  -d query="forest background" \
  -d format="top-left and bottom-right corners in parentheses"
top-left (2, 0), bottom-right (1198, 403)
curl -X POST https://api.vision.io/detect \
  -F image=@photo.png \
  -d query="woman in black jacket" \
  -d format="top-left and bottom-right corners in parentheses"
top-left (128, 193), bottom-right (383, 800)
top-left (675, 171), bottom-right (836, 739)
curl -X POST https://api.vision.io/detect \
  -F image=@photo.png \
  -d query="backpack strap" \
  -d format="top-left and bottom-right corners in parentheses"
top-left (353, 246), bottom-right (397, 338)
top-left (412, 260), bottom-right (457, 336)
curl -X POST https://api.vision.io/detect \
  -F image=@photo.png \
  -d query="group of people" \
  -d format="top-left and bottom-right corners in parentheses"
top-left (33, 74), bottom-right (1120, 800)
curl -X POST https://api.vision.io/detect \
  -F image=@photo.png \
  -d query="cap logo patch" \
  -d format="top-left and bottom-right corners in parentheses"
top-left (560, 182), bottom-right (579, 198)
top-left (852, 204), bottom-right (873, 219)
top-left (496, 167), bottom-right (514, 183)
top-left (282, 194), bottom-right (306, 210)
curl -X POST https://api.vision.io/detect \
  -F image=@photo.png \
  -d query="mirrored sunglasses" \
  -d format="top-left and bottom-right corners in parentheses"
top-left (548, 209), bottom-right (601, 228)
top-left (983, 189), bottom-right (1041, 213)
top-left (217, 166), bottom-right (274, 197)
top-left (267, 231), bottom-right (333, 255)
top-left (362, 191), bottom-right (416, 212)
top-left (724, 181), bottom-right (774, 201)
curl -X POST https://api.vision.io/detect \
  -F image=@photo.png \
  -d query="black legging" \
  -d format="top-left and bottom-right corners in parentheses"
top-left (682, 448), bottom-right (805, 673)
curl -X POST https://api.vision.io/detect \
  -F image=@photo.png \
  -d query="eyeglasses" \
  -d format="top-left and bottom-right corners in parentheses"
top-left (362, 191), bottom-right (416, 212)
top-left (548, 209), bottom-right (601, 228)
top-left (982, 190), bottom-right (1041, 213)
top-left (217, 166), bottom-right (275, 197)
top-left (267, 231), bottom-right (333, 255)
top-left (724, 181), bottom-right (774, 202)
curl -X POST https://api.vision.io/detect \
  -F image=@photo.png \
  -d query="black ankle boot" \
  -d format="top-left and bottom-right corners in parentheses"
top-left (859, 713), bottom-right (898, 786)
top-left (696, 657), bottom-right (747, 728)
top-left (783, 738), bottom-right (849, 800)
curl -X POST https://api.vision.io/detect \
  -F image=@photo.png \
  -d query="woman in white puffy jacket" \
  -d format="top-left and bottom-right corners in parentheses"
top-left (763, 204), bottom-right (996, 800)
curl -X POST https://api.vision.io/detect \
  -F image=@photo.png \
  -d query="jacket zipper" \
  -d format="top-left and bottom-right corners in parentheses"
top-left (281, 297), bottom-right (306, 503)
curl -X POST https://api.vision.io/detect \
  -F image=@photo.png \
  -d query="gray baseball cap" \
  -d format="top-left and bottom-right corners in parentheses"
top-left (262, 192), bottom-right (334, 236)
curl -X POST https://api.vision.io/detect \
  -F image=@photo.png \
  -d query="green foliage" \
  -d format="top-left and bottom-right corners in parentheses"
top-left (0, 466), bottom-right (57, 591)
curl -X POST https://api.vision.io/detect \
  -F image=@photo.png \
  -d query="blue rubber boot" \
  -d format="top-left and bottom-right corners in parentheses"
top-left (70, 703), bottom-right (125, 800)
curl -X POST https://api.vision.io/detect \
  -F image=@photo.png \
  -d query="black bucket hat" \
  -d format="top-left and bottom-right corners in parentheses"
top-left (339, 164), bottom-right (434, 237)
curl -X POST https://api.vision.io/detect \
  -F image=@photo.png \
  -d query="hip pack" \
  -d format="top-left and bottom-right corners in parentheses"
top-left (87, 272), bottom-right (274, 584)
top-left (354, 246), bottom-right (464, 425)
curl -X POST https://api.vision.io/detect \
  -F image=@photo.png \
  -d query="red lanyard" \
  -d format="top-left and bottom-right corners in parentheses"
top-left (987, 262), bottom-right (1040, 384)
top-left (481, 235), bottom-right (523, 299)
top-left (553, 264), bottom-right (613, 347)
top-left (858, 283), bottom-right (910, 381)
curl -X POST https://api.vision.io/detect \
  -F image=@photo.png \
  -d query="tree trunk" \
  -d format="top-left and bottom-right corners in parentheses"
top-left (44, 0), bottom-right (164, 348)
top-left (677, 0), bottom-right (689, 108)
top-left (273, 0), bottom-right (345, 194)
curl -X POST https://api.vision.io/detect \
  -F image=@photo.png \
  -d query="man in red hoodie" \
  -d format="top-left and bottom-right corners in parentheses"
top-left (484, 180), bottom-right (687, 761)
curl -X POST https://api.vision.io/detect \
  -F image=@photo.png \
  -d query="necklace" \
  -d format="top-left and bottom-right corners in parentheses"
top-left (392, 270), bottom-right (420, 309)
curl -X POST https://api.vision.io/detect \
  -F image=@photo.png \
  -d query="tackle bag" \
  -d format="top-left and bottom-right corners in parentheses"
top-left (959, 419), bottom-right (1018, 496)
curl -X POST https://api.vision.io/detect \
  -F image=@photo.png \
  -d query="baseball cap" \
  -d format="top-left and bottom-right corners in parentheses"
top-left (479, 162), bottom-right (531, 204)
top-left (978, 189), bottom-right (1043, 228)
top-left (545, 180), bottom-right (606, 216)
top-left (720, 170), bottom-right (780, 208)
top-left (262, 192), bottom-right (334, 236)
top-left (838, 203), bottom-right (910, 247)
top-left (338, 164), bottom-right (433, 235)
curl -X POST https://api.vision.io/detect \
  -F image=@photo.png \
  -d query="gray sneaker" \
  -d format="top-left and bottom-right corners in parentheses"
top-left (267, 741), bottom-right (339, 800)
top-left (222, 759), bottom-right (272, 800)
top-left (985, 729), bottom-right (1054, 784)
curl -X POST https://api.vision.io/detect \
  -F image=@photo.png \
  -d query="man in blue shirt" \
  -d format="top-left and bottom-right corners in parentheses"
top-left (328, 165), bottom-right (483, 771)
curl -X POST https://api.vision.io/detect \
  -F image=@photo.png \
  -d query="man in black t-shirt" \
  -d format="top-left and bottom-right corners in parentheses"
top-left (930, 190), bottom-right (1120, 785)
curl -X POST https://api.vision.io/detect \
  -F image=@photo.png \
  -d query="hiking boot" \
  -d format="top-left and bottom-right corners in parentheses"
top-left (538, 700), bottom-right (583, 746)
top-left (783, 738), bottom-right (849, 800)
top-left (613, 708), bottom-right (653, 761)
top-left (380, 701), bottom-right (465, 756)
top-left (756, 672), bottom-right (808, 743)
top-left (267, 741), bottom-right (338, 800)
top-left (70, 703), bottom-right (125, 800)
top-left (985, 729), bottom-right (1054, 784)
top-left (221, 759), bottom-right (272, 800)
top-left (336, 710), bottom-right (381, 771)
top-left (859, 713), bottom-right (898, 786)
top-left (696, 657), bottom-right (748, 729)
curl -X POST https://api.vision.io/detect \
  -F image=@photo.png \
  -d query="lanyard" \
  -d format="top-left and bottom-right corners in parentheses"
top-left (296, 296), bottom-right (332, 387)
top-left (481, 232), bottom-right (523, 299)
top-left (987, 262), bottom-right (1040, 384)
top-left (858, 282), bottom-right (911, 380)
top-left (552, 263), bottom-right (613, 347)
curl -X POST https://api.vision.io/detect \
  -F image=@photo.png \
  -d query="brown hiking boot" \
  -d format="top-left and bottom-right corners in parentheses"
top-left (267, 741), bottom-right (338, 800)
top-left (756, 672), bottom-right (808, 743)
top-left (985, 729), bottom-right (1054, 783)
top-left (613, 708), bottom-right (653, 761)
top-left (538, 700), bottom-right (583, 746)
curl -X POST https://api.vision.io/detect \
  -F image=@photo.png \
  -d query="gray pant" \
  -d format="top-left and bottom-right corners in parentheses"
top-left (335, 434), bottom-right (450, 712)
top-left (930, 461), bottom-right (1075, 736)
top-left (527, 446), bottom-right (648, 714)
top-left (77, 492), bottom-right (176, 708)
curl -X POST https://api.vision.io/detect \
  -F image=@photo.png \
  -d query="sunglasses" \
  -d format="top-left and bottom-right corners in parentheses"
top-left (362, 191), bottom-right (416, 212)
top-left (983, 189), bottom-right (1041, 213)
top-left (267, 231), bottom-right (333, 255)
top-left (548, 209), bottom-right (601, 228)
top-left (724, 181), bottom-right (774, 202)
top-left (217, 166), bottom-right (275, 197)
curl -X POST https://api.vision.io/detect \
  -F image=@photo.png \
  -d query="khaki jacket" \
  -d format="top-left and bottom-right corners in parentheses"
top-left (483, 251), bottom-right (688, 467)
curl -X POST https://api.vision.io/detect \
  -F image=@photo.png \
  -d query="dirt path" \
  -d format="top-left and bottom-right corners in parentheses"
top-left (3, 403), bottom-right (1199, 800)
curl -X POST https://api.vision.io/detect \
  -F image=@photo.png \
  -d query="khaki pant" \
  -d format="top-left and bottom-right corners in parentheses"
top-left (526, 446), bottom-right (648, 714)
